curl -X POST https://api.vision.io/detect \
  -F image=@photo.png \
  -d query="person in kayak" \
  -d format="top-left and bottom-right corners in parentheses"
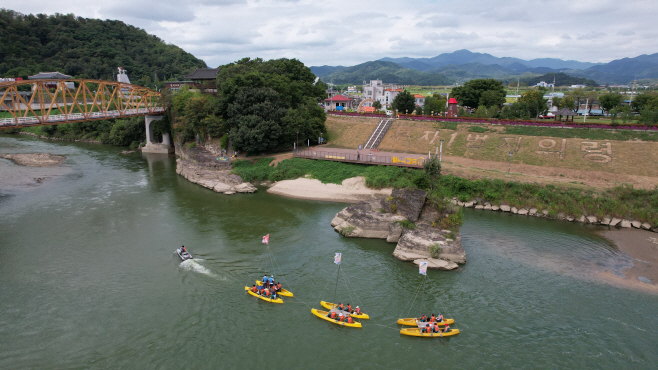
top-left (338, 303), bottom-right (344, 310)
top-left (277, 282), bottom-right (282, 292)
top-left (443, 324), bottom-right (451, 333)
top-left (437, 313), bottom-right (444, 322)
top-left (338, 312), bottom-right (344, 322)
top-left (181, 246), bottom-right (186, 253)
top-left (433, 323), bottom-right (441, 333)
top-left (346, 304), bottom-right (352, 312)
top-left (251, 285), bottom-right (257, 293)
top-left (419, 315), bottom-right (427, 322)
top-left (263, 275), bottom-right (268, 286)
top-left (268, 275), bottom-right (274, 287)
top-left (429, 314), bottom-right (436, 322)
top-left (328, 311), bottom-right (337, 320)
top-left (346, 316), bottom-right (354, 324)
top-left (354, 306), bottom-right (361, 315)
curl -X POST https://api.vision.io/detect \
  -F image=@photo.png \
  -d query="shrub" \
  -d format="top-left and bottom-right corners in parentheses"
top-left (396, 219), bottom-right (416, 229)
top-left (429, 243), bottom-right (442, 258)
top-left (468, 125), bottom-right (488, 133)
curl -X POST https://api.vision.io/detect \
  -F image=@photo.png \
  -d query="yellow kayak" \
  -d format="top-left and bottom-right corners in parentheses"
top-left (400, 327), bottom-right (460, 337)
top-left (397, 317), bottom-right (454, 326)
top-left (320, 301), bottom-right (370, 319)
top-left (256, 281), bottom-right (293, 297)
top-left (244, 286), bottom-right (283, 304)
top-left (311, 308), bottom-right (362, 328)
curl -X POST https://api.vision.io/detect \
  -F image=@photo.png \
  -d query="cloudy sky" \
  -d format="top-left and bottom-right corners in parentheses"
top-left (6, 0), bottom-right (658, 67)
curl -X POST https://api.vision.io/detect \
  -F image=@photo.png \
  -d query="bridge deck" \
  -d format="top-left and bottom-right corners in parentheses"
top-left (0, 107), bottom-right (164, 129)
top-left (293, 147), bottom-right (428, 168)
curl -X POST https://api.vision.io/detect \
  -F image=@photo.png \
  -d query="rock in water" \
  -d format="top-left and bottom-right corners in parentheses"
top-left (383, 188), bottom-right (426, 222)
top-left (331, 200), bottom-right (406, 239)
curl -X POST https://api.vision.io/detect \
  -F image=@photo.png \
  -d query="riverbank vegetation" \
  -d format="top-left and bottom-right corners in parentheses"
top-left (10, 117), bottom-right (156, 148)
top-left (235, 157), bottom-right (658, 227)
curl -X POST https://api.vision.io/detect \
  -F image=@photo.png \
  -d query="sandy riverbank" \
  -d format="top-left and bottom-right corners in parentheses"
top-left (267, 176), bottom-right (392, 203)
top-left (598, 229), bottom-right (658, 294)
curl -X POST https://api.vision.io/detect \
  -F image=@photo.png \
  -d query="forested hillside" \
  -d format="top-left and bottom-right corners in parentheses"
top-left (318, 61), bottom-right (452, 85)
top-left (523, 72), bottom-right (598, 87)
top-left (0, 9), bottom-right (207, 86)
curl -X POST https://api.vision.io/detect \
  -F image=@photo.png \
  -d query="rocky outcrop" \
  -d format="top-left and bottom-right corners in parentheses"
top-left (393, 227), bottom-right (464, 270)
top-left (331, 200), bottom-right (406, 239)
top-left (332, 190), bottom-right (466, 270)
top-left (383, 188), bottom-right (426, 222)
top-left (176, 158), bottom-right (256, 195)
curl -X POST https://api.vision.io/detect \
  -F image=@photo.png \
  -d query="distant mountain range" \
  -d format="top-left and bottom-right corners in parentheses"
top-left (311, 49), bottom-right (658, 86)
top-left (380, 49), bottom-right (601, 71)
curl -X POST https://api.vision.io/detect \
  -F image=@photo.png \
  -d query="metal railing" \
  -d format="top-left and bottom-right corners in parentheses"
top-left (0, 107), bottom-right (164, 127)
top-left (293, 149), bottom-right (425, 168)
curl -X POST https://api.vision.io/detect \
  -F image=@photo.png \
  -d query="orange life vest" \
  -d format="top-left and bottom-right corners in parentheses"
top-left (252, 286), bottom-right (257, 292)
top-left (347, 316), bottom-right (353, 324)
top-left (347, 304), bottom-right (352, 312)
top-left (264, 289), bottom-right (269, 296)
top-left (330, 312), bottom-right (336, 319)
top-left (444, 325), bottom-right (450, 333)
top-left (339, 304), bottom-right (344, 310)
top-left (355, 308), bottom-right (361, 314)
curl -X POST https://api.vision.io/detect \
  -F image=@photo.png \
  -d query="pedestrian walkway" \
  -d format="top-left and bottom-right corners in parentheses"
top-left (293, 147), bottom-right (427, 168)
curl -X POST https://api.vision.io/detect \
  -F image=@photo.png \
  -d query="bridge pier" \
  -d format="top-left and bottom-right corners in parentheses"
top-left (141, 115), bottom-right (173, 154)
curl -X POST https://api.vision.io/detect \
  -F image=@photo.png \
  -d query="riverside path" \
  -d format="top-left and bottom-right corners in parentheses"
top-left (293, 147), bottom-right (429, 168)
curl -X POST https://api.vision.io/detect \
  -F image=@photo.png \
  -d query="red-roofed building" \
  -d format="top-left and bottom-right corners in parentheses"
top-left (414, 94), bottom-right (425, 107)
top-left (324, 94), bottom-right (354, 111)
top-left (447, 97), bottom-right (458, 117)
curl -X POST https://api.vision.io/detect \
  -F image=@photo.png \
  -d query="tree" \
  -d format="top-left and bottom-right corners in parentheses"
top-left (479, 90), bottom-right (506, 108)
top-left (391, 90), bottom-right (415, 114)
top-left (215, 57), bottom-right (327, 152)
top-left (423, 94), bottom-right (446, 115)
top-left (414, 106), bottom-right (423, 115)
top-left (599, 93), bottom-right (624, 116)
top-left (423, 155), bottom-right (441, 192)
top-left (519, 90), bottom-right (548, 118)
top-left (451, 79), bottom-right (506, 109)
top-left (373, 100), bottom-right (382, 111)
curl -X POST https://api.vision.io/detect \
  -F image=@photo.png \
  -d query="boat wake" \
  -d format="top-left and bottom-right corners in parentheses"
top-left (179, 259), bottom-right (217, 278)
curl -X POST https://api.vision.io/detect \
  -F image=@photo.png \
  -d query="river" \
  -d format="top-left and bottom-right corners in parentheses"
top-left (1, 135), bottom-right (657, 369)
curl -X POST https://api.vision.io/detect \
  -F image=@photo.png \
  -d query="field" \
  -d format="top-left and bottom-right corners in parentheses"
top-left (324, 115), bottom-right (658, 190)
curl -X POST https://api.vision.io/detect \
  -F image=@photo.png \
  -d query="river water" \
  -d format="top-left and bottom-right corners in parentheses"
top-left (1, 135), bottom-right (657, 369)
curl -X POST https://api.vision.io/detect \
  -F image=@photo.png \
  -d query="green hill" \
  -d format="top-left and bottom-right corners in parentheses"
top-left (0, 9), bottom-right (207, 86)
top-left (522, 72), bottom-right (598, 87)
top-left (321, 61), bottom-right (452, 85)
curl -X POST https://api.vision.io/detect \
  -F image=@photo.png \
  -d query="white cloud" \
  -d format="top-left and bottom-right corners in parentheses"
top-left (6, 0), bottom-right (658, 67)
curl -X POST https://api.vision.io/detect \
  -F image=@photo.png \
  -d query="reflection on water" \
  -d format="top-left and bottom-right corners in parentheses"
top-left (1, 135), bottom-right (657, 369)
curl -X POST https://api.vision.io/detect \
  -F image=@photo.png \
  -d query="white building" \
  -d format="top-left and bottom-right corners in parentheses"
top-left (363, 80), bottom-right (384, 102)
top-left (535, 81), bottom-right (554, 88)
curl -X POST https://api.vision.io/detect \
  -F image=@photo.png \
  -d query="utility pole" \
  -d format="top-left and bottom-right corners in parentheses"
top-left (439, 139), bottom-right (444, 163)
top-left (508, 152), bottom-right (513, 174)
top-left (516, 78), bottom-right (520, 103)
top-left (583, 98), bottom-right (589, 123)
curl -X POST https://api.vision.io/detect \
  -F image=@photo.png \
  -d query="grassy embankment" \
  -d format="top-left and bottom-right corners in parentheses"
top-left (233, 157), bottom-right (658, 227)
